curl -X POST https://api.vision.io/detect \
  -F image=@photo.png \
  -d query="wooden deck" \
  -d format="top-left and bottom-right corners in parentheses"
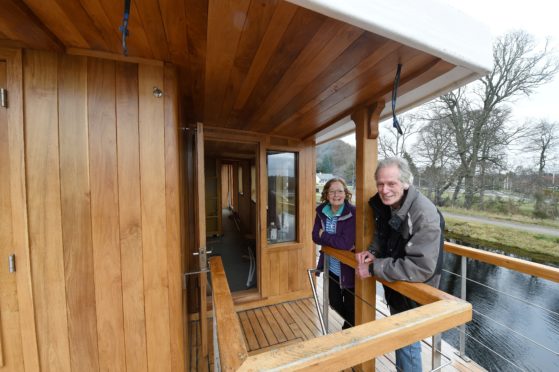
top-left (189, 296), bottom-right (485, 371)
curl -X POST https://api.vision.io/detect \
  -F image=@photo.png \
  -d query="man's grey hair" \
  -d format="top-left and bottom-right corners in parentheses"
top-left (375, 157), bottom-right (414, 187)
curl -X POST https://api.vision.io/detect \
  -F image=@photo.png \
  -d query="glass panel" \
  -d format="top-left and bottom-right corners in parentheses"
top-left (267, 151), bottom-right (297, 243)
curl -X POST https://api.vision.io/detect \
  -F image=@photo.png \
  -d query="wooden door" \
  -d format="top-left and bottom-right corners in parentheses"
top-left (194, 122), bottom-right (209, 369)
top-left (0, 59), bottom-right (24, 371)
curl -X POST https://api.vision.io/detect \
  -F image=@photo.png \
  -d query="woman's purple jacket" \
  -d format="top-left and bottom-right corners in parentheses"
top-left (312, 200), bottom-right (356, 289)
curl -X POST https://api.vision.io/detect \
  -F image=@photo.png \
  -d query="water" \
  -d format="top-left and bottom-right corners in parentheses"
top-left (440, 248), bottom-right (559, 372)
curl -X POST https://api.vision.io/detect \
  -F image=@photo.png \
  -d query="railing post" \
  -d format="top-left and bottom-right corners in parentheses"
top-left (307, 269), bottom-right (327, 335)
top-left (457, 255), bottom-right (470, 361)
top-left (431, 333), bottom-right (441, 369)
top-left (322, 254), bottom-right (330, 333)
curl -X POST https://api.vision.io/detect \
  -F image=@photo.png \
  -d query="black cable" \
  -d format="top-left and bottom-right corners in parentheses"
top-left (119, 0), bottom-right (131, 56)
top-left (392, 64), bottom-right (403, 135)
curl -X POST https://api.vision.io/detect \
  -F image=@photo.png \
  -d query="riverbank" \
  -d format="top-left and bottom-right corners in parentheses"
top-left (440, 206), bottom-right (559, 229)
top-left (445, 217), bottom-right (559, 267)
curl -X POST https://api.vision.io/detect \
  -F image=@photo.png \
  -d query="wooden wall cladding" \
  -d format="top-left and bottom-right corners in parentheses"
top-left (22, 49), bottom-right (184, 372)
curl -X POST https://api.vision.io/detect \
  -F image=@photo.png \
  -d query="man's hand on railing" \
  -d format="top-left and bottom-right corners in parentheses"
top-left (355, 251), bottom-right (375, 279)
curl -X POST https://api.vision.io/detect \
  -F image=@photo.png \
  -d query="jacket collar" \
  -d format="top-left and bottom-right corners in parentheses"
top-left (317, 200), bottom-right (354, 221)
top-left (371, 186), bottom-right (419, 231)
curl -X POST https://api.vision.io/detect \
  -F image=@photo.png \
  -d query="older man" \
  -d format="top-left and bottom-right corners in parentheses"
top-left (356, 157), bottom-right (444, 372)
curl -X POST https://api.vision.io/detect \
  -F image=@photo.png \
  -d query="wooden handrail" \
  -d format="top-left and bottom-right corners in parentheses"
top-left (238, 300), bottom-right (470, 371)
top-left (445, 242), bottom-right (559, 283)
top-left (211, 240), bottom-right (558, 370)
top-left (234, 247), bottom-right (471, 370)
top-left (321, 247), bottom-right (457, 305)
top-left (324, 241), bottom-right (559, 285)
top-left (208, 256), bottom-right (248, 370)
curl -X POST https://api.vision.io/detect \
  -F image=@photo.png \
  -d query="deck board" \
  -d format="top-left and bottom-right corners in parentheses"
top-left (189, 296), bottom-right (486, 371)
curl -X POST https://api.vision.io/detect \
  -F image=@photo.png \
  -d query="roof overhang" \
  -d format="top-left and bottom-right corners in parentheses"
top-left (295, 0), bottom-right (493, 143)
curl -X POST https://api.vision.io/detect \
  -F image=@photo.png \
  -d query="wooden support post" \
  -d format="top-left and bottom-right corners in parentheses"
top-left (195, 122), bottom-right (209, 371)
top-left (351, 101), bottom-right (384, 371)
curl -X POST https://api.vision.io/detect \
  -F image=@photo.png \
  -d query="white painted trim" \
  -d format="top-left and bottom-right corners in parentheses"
top-left (287, 0), bottom-right (493, 75)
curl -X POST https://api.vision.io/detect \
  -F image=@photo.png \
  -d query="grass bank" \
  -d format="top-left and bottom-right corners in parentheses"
top-left (445, 217), bottom-right (559, 266)
top-left (440, 206), bottom-right (559, 229)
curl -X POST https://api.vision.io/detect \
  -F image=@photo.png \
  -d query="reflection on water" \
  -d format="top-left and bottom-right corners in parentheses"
top-left (440, 247), bottom-right (559, 372)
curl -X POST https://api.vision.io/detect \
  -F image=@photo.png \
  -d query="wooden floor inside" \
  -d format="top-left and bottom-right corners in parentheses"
top-left (189, 296), bottom-right (486, 371)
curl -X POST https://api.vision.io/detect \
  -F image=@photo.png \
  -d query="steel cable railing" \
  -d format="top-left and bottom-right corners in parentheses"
top-left (443, 268), bottom-right (559, 358)
top-left (308, 262), bottom-right (455, 372)
top-left (313, 243), bottom-right (559, 371)
top-left (446, 326), bottom-right (525, 371)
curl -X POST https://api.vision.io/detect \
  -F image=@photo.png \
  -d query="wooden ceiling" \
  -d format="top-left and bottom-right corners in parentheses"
top-left (0, 0), bottom-right (455, 140)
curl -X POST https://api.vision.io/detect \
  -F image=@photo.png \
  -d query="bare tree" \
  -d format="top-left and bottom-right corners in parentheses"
top-left (523, 119), bottom-right (559, 177)
top-left (436, 30), bottom-right (559, 209)
top-left (416, 115), bottom-right (458, 205)
top-left (379, 115), bottom-right (421, 159)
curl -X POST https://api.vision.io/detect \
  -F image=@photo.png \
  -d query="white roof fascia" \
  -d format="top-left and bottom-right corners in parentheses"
top-left (314, 66), bottom-right (480, 144)
top-left (378, 65), bottom-right (481, 120)
top-left (286, 0), bottom-right (493, 76)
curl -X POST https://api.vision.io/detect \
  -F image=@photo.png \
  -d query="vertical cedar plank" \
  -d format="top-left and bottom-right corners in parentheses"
top-left (138, 64), bottom-right (172, 372)
top-left (23, 49), bottom-right (72, 372)
top-left (288, 249), bottom-right (298, 292)
top-left (164, 64), bottom-right (186, 372)
top-left (88, 57), bottom-right (126, 371)
top-left (116, 61), bottom-right (148, 372)
top-left (1, 47), bottom-right (40, 372)
top-left (279, 251), bottom-right (289, 294)
top-left (269, 252), bottom-right (280, 296)
top-left (58, 54), bottom-right (100, 372)
top-left (0, 59), bottom-right (7, 369)
top-left (0, 57), bottom-right (23, 370)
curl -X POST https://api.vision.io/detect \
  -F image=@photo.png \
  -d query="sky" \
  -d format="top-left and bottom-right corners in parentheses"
top-left (445, 0), bottom-right (559, 123)
top-left (342, 0), bottom-right (559, 167)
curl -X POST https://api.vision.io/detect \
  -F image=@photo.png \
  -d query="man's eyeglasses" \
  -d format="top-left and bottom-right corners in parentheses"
top-left (328, 190), bottom-right (345, 195)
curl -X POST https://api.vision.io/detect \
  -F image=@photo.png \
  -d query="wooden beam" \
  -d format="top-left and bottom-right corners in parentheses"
top-left (352, 103), bottom-right (382, 372)
top-left (209, 256), bottom-right (249, 370)
top-left (367, 101), bottom-right (384, 139)
top-left (67, 48), bottom-right (164, 66)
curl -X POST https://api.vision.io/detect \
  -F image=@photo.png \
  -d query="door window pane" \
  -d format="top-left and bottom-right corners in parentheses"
top-left (267, 151), bottom-right (297, 243)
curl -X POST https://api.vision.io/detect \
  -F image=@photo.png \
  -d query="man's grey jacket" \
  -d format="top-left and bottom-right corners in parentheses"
top-left (368, 185), bottom-right (444, 313)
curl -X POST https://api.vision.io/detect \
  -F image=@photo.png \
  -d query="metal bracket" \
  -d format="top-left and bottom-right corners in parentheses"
top-left (9, 254), bottom-right (15, 273)
top-left (193, 248), bottom-right (212, 271)
top-left (0, 88), bottom-right (7, 108)
top-left (183, 269), bottom-right (210, 289)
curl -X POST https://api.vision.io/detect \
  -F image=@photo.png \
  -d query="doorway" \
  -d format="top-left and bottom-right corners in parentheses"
top-left (204, 140), bottom-right (258, 293)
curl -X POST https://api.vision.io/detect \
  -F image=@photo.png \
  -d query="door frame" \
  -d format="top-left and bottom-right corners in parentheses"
top-left (0, 47), bottom-right (40, 371)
